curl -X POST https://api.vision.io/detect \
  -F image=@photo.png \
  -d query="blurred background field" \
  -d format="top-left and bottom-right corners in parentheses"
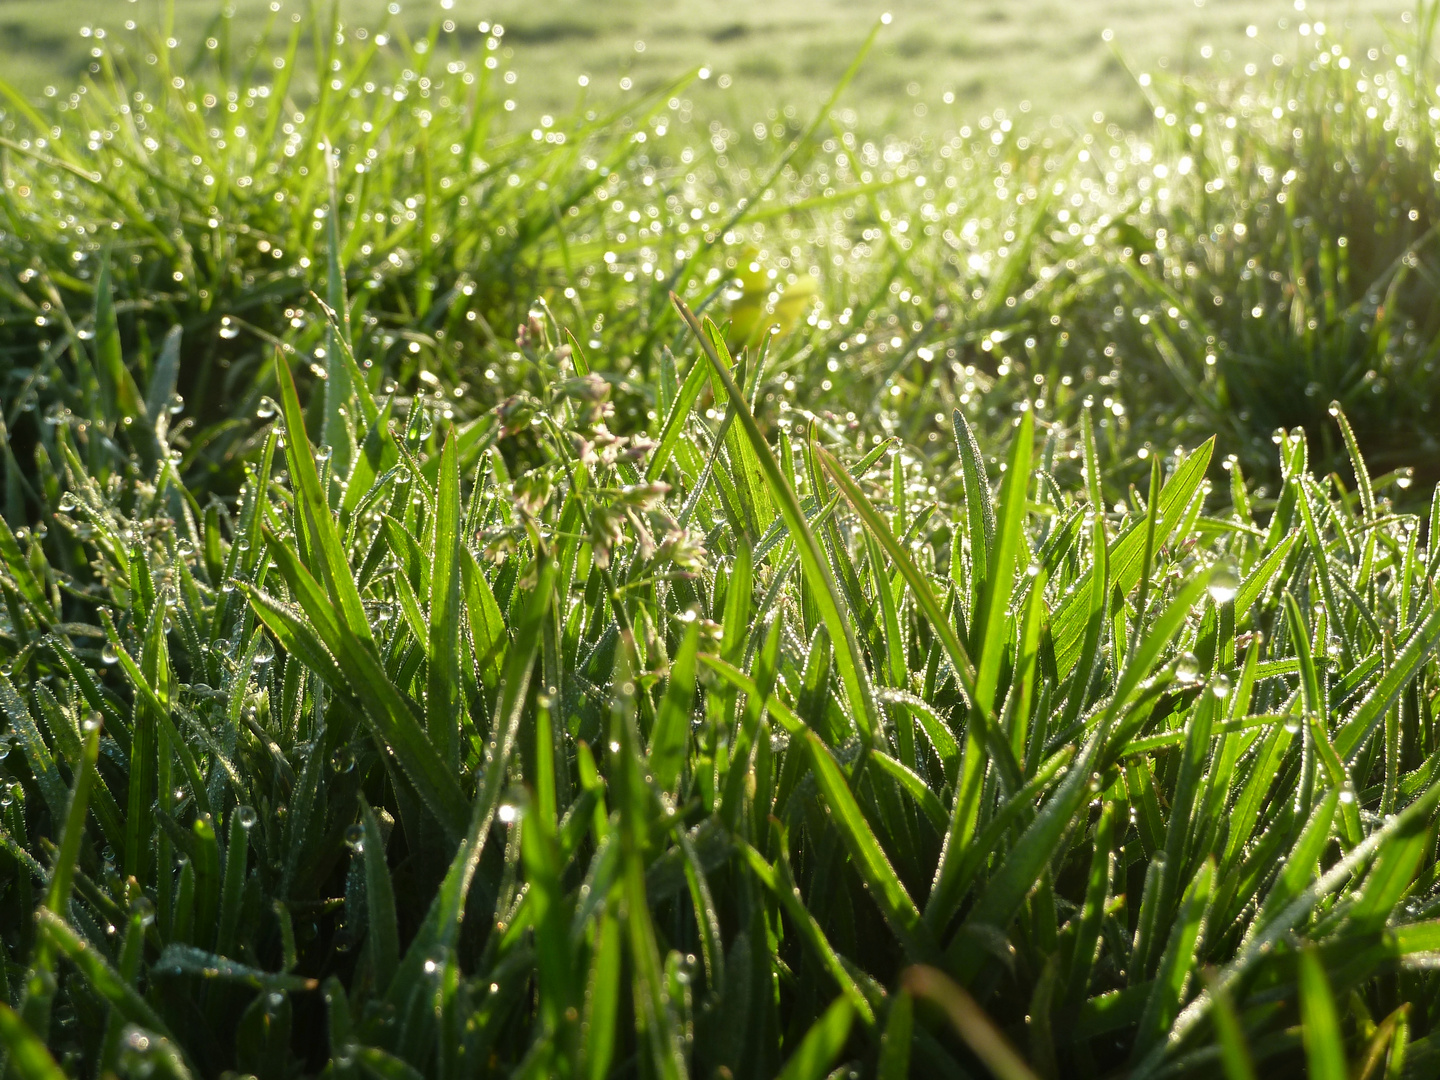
top-left (3, 0), bottom-right (1417, 125)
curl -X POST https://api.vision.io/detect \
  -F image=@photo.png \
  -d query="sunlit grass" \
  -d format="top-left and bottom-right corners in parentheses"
top-left (2, 4), bottom-right (1440, 1078)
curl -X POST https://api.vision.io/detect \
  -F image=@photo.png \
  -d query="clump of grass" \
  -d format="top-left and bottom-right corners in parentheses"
top-left (3, 277), bottom-right (1440, 1075)
top-left (1094, 5), bottom-right (1440, 486)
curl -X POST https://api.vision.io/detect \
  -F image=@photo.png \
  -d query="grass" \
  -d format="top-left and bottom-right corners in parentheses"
top-left (3, 3), bottom-right (1440, 1078)
top-left (0, 0), bottom-right (1418, 127)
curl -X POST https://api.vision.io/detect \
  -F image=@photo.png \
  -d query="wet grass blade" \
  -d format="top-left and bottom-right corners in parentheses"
top-left (775, 997), bottom-right (853, 1080)
top-left (427, 423), bottom-right (464, 770)
top-left (1299, 946), bottom-right (1348, 1080)
top-left (674, 294), bottom-right (882, 742)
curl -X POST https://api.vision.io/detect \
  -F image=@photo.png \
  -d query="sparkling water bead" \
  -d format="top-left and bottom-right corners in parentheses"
top-left (235, 806), bottom-right (259, 829)
top-left (1207, 563), bottom-right (1241, 604)
top-left (1175, 652), bottom-right (1200, 684)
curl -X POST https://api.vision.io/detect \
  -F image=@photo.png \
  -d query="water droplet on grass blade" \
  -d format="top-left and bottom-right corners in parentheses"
top-left (101, 643), bottom-right (119, 664)
top-left (236, 806), bottom-right (258, 829)
top-left (256, 397), bottom-right (278, 419)
top-left (1208, 564), bottom-right (1240, 603)
top-left (1175, 652), bottom-right (1200, 683)
top-left (254, 636), bottom-right (275, 665)
top-left (132, 896), bottom-right (156, 926)
top-left (344, 823), bottom-right (364, 850)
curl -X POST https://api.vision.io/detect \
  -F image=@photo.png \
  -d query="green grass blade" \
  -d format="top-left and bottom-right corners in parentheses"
top-left (426, 422), bottom-right (464, 769)
top-left (974, 407), bottom-right (1034, 715)
top-left (674, 294), bottom-right (882, 742)
top-left (361, 799), bottom-right (400, 996)
top-left (951, 407), bottom-right (995, 611)
top-left (0, 1004), bottom-right (67, 1080)
top-left (805, 731), bottom-right (933, 959)
top-left (776, 997), bottom-right (853, 1080)
top-left (1299, 946), bottom-right (1348, 1080)
top-left (651, 622), bottom-right (699, 794)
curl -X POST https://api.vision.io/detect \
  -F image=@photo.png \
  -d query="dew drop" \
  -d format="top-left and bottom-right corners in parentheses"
top-left (256, 396), bottom-right (278, 420)
top-left (1174, 652), bottom-right (1200, 684)
top-left (331, 747), bottom-right (355, 774)
top-left (344, 823), bottom-right (364, 850)
top-left (236, 806), bottom-right (259, 829)
top-left (132, 896), bottom-right (156, 927)
top-left (254, 636), bottom-right (275, 666)
top-left (1207, 564), bottom-right (1241, 603)
top-left (101, 643), bottom-right (120, 665)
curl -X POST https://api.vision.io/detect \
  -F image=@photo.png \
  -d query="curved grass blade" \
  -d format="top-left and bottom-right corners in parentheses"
top-left (776, 997), bottom-right (854, 1080)
top-left (673, 293), bottom-right (882, 742)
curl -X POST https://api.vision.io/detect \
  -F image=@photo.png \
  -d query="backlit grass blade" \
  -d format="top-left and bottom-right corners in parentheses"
top-left (805, 731), bottom-right (934, 959)
top-left (775, 997), bottom-right (853, 1080)
top-left (815, 443), bottom-right (1021, 790)
top-left (0, 1004), bottom-right (68, 1080)
top-left (262, 531), bottom-right (468, 841)
top-left (1132, 859), bottom-right (1214, 1060)
top-left (35, 910), bottom-right (176, 1044)
top-left (1062, 802), bottom-right (1115, 1013)
top-left (951, 407), bottom-right (995, 609)
top-left (877, 991), bottom-right (913, 1080)
top-left (1299, 946), bottom-right (1348, 1080)
top-left (742, 844), bottom-right (874, 1023)
top-left (361, 799), bottom-right (400, 995)
top-left (1336, 588), bottom-right (1440, 759)
top-left (427, 423), bottom-right (464, 770)
top-left (1051, 438), bottom-right (1215, 676)
top-left (974, 407), bottom-right (1034, 716)
top-left (673, 294), bottom-right (882, 742)
top-left (384, 553), bottom-right (554, 1007)
top-left (273, 350), bottom-right (373, 646)
top-left (645, 353), bottom-right (710, 483)
top-left (650, 622), bottom-right (699, 794)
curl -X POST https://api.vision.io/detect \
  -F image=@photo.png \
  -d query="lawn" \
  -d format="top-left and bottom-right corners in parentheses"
top-left (2, 2), bottom-right (1440, 1078)
top-left (1, 0), bottom-right (1418, 124)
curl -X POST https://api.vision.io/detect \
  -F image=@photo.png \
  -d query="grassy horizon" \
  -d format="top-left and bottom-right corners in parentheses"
top-left (0, 0), bottom-right (1420, 128)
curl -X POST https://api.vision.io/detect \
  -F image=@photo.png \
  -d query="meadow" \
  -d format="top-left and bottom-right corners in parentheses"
top-left (3, 1), bottom-right (1440, 1078)
top-left (0, 0), bottom-right (1419, 124)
